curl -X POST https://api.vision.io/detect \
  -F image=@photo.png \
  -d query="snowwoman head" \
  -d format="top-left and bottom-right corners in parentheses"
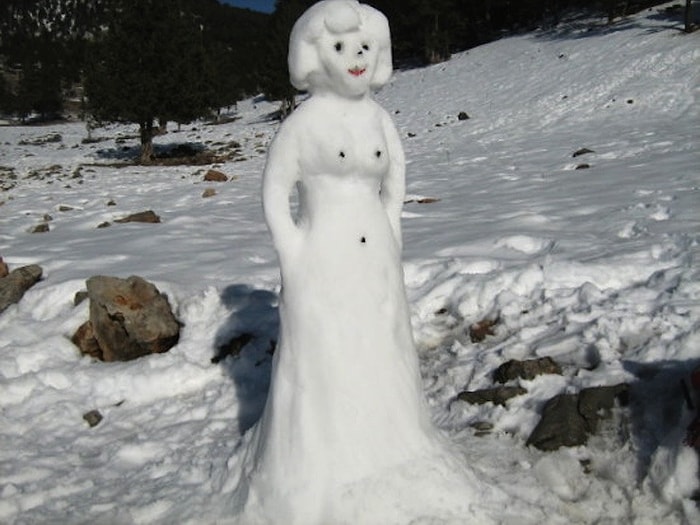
top-left (288, 0), bottom-right (393, 98)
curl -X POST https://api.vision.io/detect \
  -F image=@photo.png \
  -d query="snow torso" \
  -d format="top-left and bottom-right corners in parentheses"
top-left (297, 100), bottom-right (389, 233)
top-left (289, 95), bottom-right (399, 274)
top-left (283, 94), bottom-right (398, 241)
top-left (296, 95), bottom-right (390, 188)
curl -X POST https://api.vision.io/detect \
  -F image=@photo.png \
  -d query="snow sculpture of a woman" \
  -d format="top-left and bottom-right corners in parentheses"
top-left (232, 1), bottom-right (495, 523)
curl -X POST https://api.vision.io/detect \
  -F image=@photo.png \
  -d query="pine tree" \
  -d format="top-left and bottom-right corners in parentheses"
top-left (15, 36), bottom-right (63, 121)
top-left (187, 0), bottom-right (269, 114)
top-left (85, 0), bottom-right (215, 164)
top-left (260, 0), bottom-right (316, 117)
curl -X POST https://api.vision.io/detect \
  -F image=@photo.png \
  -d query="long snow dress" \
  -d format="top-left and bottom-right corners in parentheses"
top-left (237, 95), bottom-right (427, 516)
top-left (232, 95), bottom-right (497, 524)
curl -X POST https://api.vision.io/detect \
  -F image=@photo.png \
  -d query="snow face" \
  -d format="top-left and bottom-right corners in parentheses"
top-left (0, 3), bottom-right (699, 524)
top-left (288, 0), bottom-right (392, 94)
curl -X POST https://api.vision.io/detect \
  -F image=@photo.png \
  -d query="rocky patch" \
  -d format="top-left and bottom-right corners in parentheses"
top-left (456, 354), bottom-right (630, 451)
top-left (572, 147), bottom-right (595, 157)
top-left (0, 166), bottom-right (17, 191)
top-left (18, 132), bottom-right (62, 146)
top-left (26, 164), bottom-right (64, 182)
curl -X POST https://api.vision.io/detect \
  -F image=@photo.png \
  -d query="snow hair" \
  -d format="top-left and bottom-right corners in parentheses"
top-left (288, 0), bottom-right (393, 92)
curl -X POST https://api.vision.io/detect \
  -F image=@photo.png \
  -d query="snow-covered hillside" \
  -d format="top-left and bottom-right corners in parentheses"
top-left (1, 3), bottom-right (699, 523)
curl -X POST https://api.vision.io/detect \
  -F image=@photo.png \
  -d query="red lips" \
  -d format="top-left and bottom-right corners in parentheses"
top-left (348, 67), bottom-right (366, 77)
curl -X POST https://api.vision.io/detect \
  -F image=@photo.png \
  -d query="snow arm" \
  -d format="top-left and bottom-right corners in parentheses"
top-left (380, 111), bottom-right (406, 250)
top-left (262, 125), bottom-right (302, 261)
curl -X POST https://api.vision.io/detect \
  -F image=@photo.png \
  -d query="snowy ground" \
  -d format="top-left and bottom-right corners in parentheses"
top-left (1, 4), bottom-right (699, 524)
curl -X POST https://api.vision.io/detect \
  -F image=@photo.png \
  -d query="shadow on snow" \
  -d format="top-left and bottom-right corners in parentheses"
top-left (624, 357), bottom-right (700, 484)
top-left (95, 141), bottom-right (208, 162)
top-left (214, 283), bottom-right (279, 435)
top-left (532, 4), bottom-right (696, 42)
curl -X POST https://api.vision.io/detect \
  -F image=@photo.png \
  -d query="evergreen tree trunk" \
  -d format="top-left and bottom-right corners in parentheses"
top-left (425, 13), bottom-right (450, 64)
top-left (139, 119), bottom-right (155, 165)
top-left (157, 117), bottom-right (167, 135)
top-left (606, 0), bottom-right (616, 24)
top-left (685, 0), bottom-right (695, 33)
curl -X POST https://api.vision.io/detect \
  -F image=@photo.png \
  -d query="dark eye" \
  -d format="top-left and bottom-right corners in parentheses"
top-left (362, 43), bottom-right (370, 51)
top-left (334, 42), bottom-right (343, 52)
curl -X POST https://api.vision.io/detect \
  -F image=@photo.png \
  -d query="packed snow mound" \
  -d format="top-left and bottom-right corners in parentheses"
top-left (1, 3), bottom-right (699, 524)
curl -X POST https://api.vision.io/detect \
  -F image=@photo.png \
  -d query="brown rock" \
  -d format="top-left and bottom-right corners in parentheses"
top-left (469, 318), bottom-right (498, 343)
top-left (404, 197), bottom-right (441, 204)
top-left (83, 409), bottom-right (103, 427)
top-left (494, 357), bottom-right (562, 384)
top-left (31, 223), bottom-right (50, 233)
top-left (72, 321), bottom-right (103, 359)
top-left (457, 386), bottom-right (527, 406)
top-left (74, 290), bottom-right (89, 305)
top-left (114, 210), bottom-right (161, 224)
top-left (203, 169), bottom-right (228, 182)
top-left (202, 188), bottom-right (217, 198)
top-left (0, 257), bottom-right (8, 279)
top-left (86, 275), bottom-right (180, 361)
top-left (0, 264), bottom-right (43, 314)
